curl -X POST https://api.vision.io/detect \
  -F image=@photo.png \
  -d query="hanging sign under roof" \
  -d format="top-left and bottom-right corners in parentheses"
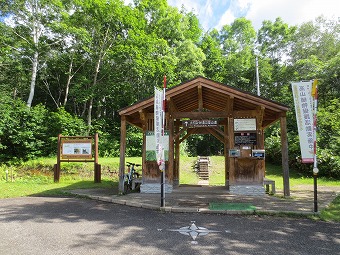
top-left (183, 119), bottom-right (218, 127)
top-left (234, 118), bottom-right (256, 131)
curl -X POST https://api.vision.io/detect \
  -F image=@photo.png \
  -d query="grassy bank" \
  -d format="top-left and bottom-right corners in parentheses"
top-left (1, 156), bottom-right (339, 221)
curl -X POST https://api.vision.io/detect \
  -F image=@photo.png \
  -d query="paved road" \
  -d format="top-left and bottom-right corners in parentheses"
top-left (0, 197), bottom-right (339, 255)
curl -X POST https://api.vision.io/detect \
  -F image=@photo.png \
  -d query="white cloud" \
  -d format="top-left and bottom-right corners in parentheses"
top-left (216, 9), bottom-right (235, 30)
top-left (216, 0), bottom-right (252, 30)
top-left (168, 0), bottom-right (216, 30)
top-left (129, 0), bottom-right (339, 31)
top-left (245, 0), bottom-right (340, 29)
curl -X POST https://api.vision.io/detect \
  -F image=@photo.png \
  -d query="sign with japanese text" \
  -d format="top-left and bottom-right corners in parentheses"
top-left (61, 139), bottom-right (92, 159)
top-left (292, 81), bottom-right (314, 163)
top-left (146, 131), bottom-right (169, 161)
top-left (154, 87), bottom-right (164, 162)
top-left (183, 119), bottom-right (218, 127)
top-left (234, 118), bottom-right (256, 131)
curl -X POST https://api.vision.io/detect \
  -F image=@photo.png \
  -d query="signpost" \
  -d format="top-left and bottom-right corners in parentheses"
top-left (155, 75), bottom-right (167, 207)
top-left (292, 80), bottom-right (319, 212)
top-left (311, 80), bottom-right (319, 213)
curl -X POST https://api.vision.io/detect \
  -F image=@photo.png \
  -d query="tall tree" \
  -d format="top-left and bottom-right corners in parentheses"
top-left (256, 17), bottom-right (296, 99)
top-left (290, 16), bottom-right (340, 103)
top-left (219, 18), bottom-right (257, 91)
top-left (62, 0), bottom-right (130, 129)
top-left (174, 39), bottom-right (205, 82)
top-left (2, 0), bottom-right (64, 107)
top-left (199, 29), bottom-right (225, 82)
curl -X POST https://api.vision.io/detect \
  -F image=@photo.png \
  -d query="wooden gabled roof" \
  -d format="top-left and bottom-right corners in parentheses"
top-left (119, 76), bottom-right (289, 128)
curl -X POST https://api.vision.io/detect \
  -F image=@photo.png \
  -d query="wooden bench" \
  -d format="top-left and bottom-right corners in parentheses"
top-left (263, 178), bottom-right (276, 194)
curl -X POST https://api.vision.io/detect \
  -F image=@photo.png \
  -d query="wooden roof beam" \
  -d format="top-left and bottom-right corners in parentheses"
top-left (173, 111), bottom-right (228, 119)
top-left (233, 110), bottom-right (258, 118)
top-left (179, 128), bottom-right (198, 144)
top-left (168, 98), bottom-right (179, 115)
top-left (198, 84), bottom-right (203, 111)
top-left (225, 96), bottom-right (234, 116)
top-left (209, 127), bottom-right (225, 143)
top-left (256, 106), bottom-right (265, 127)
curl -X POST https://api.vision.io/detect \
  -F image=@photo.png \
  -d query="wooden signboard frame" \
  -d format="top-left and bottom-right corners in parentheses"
top-left (54, 133), bottom-right (101, 183)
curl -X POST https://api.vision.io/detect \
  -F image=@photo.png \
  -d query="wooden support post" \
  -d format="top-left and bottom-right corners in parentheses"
top-left (280, 114), bottom-right (290, 197)
top-left (174, 119), bottom-right (180, 186)
top-left (168, 113), bottom-right (174, 183)
top-left (139, 110), bottom-right (147, 183)
top-left (119, 116), bottom-right (127, 194)
top-left (95, 164), bottom-right (101, 183)
top-left (224, 121), bottom-right (229, 189)
top-left (54, 134), bottom-right (62, 182)
top-left (94, 133), bottom-right (101, 183)
top-left (228, 117), bottom-right (235, 184)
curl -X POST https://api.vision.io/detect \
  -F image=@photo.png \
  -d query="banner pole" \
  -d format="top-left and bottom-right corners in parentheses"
top-left (160, 75), bottom-right (166, 207)
top-left (312, 79), bottom-right (319, 213)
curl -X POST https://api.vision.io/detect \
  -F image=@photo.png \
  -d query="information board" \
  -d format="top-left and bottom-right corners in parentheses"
top-left (61, 139), bottom-right (92, 159)
top-left (234, 132), bottom-right (257, 145)
top-left (145, 131), bottom-right (169, 161)
top-left (234, 118), bottom-right (256, 131)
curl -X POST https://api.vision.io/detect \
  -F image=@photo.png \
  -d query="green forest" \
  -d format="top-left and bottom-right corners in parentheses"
top-left (0, 0), bottom-right (339, 178)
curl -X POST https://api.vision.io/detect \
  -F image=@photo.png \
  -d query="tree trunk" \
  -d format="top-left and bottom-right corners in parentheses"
top-left (87, 56), bottom-right (101, 129)
top-left (63, 57), bottom-right (74, 107)
top-left (26, 0), bottom-right (41, 108)
top-left (26, 51), bottom-right (39, 108)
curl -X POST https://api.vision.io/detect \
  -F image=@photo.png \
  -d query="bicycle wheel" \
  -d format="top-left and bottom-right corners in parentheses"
top-left (124, 181), bottom-right (131, 194)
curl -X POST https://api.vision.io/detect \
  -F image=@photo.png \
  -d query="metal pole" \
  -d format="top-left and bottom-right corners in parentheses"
top-left (313, 173), bottom-right (318, 212)
top-left (255, 56), bottom-right (260, 96)
top-left (161, 75), bottom-right (166, 207)
top-left (161, 169), bottom-right (165, 207)
top-left (312, 79), bottom-right (318, 213)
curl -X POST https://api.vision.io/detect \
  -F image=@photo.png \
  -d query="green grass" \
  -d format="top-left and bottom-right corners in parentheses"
top-left (1, 179), bottom-right (116, 198)
top-left (178, 156), bottom-right (200, 184)
top-left (320, 195), bottom-right (340, 222)
top-left (1, 156), bottom-right (339, 222)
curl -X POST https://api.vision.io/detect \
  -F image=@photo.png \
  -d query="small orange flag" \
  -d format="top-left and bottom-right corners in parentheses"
top-left (311, 79), bottom-right (318, 97)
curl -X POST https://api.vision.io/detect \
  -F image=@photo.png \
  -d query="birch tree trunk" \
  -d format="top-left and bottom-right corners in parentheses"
top-left (26, 0), bottom-right (42, 108)
top-left (26, 51), bottom-right (39, 107)
top-left (87, 57), bottom-right (101, 130)
top-left (63, 57), bottom-right (73, 106)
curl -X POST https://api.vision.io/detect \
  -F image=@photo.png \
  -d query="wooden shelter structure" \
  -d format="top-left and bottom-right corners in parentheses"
top-left (118, 77), bottom-right (290, 196)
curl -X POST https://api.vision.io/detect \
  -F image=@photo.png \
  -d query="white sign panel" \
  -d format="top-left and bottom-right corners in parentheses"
top-left (234, 118), bottom-right (256, 131)
top-left (61, 140), bottom-right (92, 159)
top-left (146, 131), bottom-right (169, 161)
top-left (292, 81), bottom-right (314, 163)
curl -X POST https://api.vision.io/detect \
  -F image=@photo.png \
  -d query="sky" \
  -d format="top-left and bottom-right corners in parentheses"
top-left (167, 0), bottom-right (340, 31)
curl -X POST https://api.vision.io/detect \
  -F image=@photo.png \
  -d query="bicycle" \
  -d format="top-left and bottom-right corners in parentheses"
top-left (124, 162), bottom-right (141, 193)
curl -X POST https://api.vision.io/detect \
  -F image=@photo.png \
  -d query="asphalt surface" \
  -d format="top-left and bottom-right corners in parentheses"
top-left (0, 197), bottom-right (339, 255)
top-left (69, 184), bottom-right (340, 214)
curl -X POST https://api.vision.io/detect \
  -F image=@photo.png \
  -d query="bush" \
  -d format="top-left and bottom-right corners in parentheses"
top-left (265, 99), bottom-right (340, 179)
top-left (45, 107), bottom-right (88, 155)
top-left (0, 98), bottom-right (49, 162)
top-left (318, 149), bottom-right (340, 178)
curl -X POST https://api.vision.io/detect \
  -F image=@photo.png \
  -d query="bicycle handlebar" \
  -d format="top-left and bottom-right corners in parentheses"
top-left (126, 162), bottom-right (141, 167)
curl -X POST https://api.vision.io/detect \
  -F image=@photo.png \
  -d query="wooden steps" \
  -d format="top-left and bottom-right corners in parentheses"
top-left (197, 156), bottom-right (210, 180)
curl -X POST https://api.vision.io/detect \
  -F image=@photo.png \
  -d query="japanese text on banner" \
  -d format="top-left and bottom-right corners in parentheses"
top-left (292, 81), bottom-right (314, 163)
top-left (154, 87), bottom-right (163, 163)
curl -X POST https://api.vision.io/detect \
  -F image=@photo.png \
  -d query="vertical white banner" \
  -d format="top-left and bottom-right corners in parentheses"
top-left (292, 81), bottom-right (314, 163)
top-left (154, 87), bottom-right (163, 163)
